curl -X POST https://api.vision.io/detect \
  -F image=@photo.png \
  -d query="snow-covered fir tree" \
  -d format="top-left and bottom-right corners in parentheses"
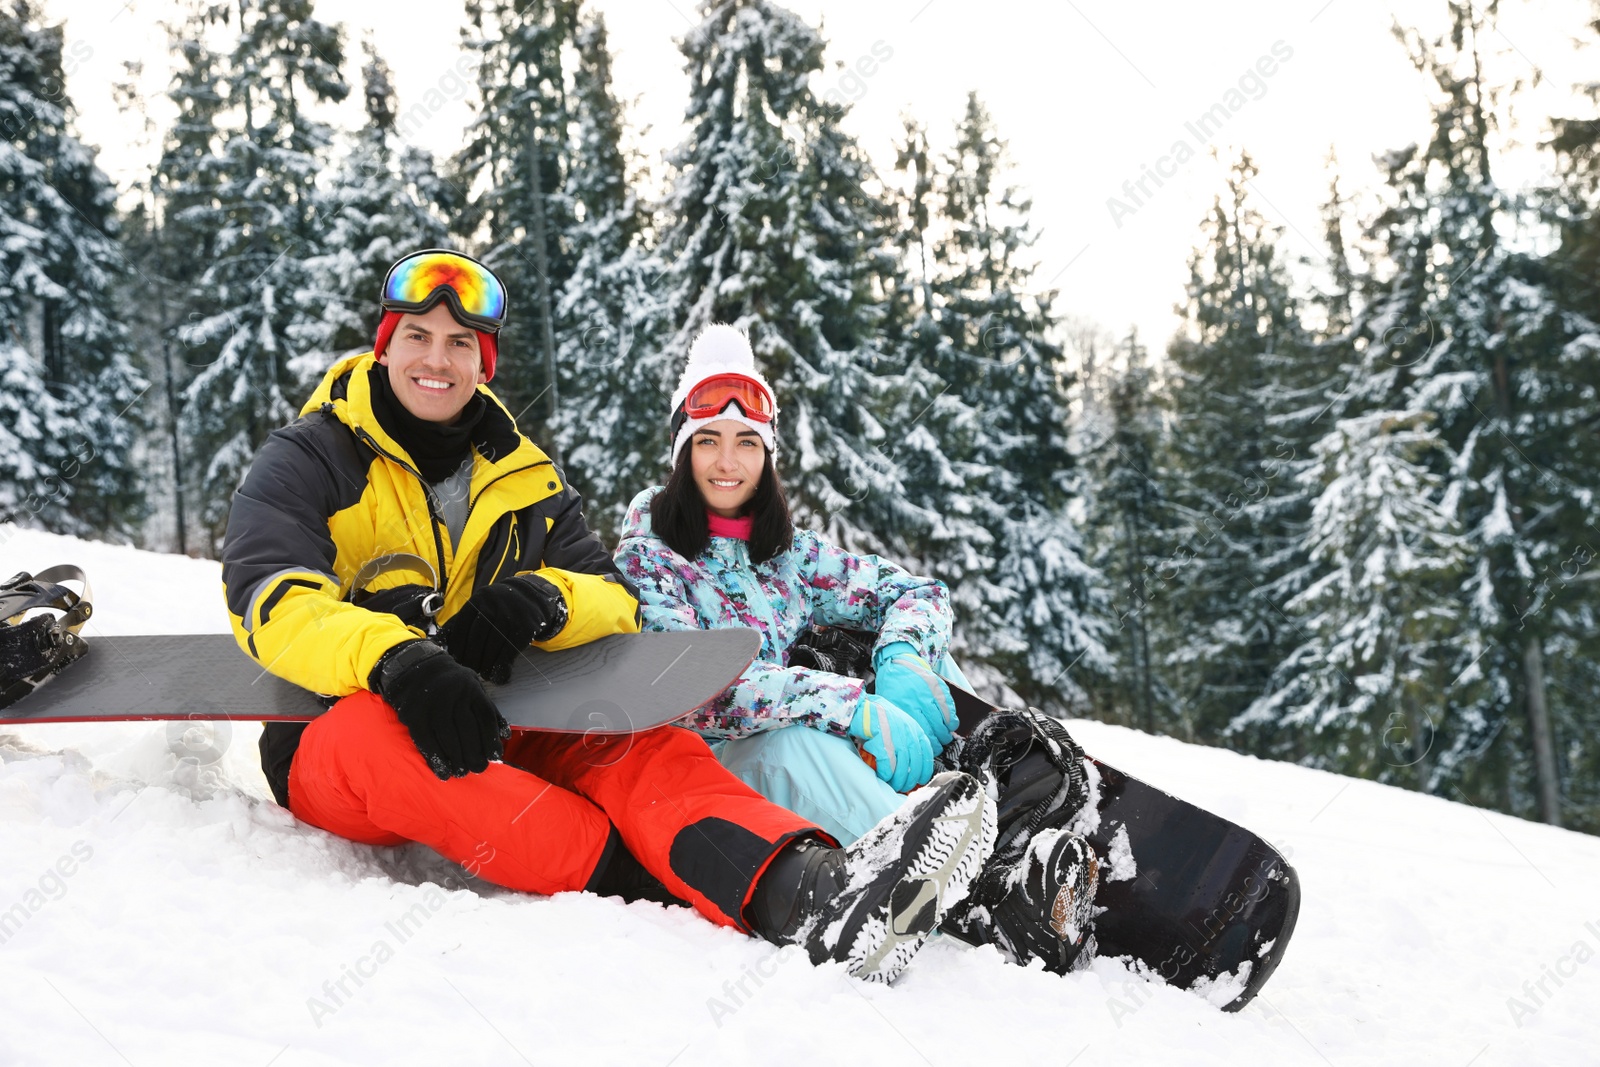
top-left (132, 7), bottom-right (231, 553)
top-left (1082, 329), bottom-right (1176, 734)
top-left (1159, 153), bottom-right (1319, 745)
top-left (547, 11), bottom-right (668, 539)
top-left (892, 117), bottom-right (938, 315)
top-left (177, 0), bottom-right (348, 548)
top-left (656, 0), bottom-right (912, 555)
top-left (1542, 5), bottom-right (1600, 834)
top-left (292, 41), bottom-right (452, 389)
top-left (1233, 409), bottom-right (1468, 788)
top-left (0, 0), bottom-right (145, 538)
top-left (883, 115), bottom-right (991, 603)
top-left (1217, 156), bottom-right (1436, 768)
top-left (453, 0), bottom-right (581, 439)
top-left (1356, 2), bottom-right (1600, 825)
top-left (881, 115), bottom-right (990, 597)
top-left (1307, 134), bottom-right (1503, 795)
top-left (915, 93), bottom-right (1109, 711)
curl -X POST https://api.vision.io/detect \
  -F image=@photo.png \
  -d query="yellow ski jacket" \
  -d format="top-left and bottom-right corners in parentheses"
top-left (221, 351), bottom-right (640, 700)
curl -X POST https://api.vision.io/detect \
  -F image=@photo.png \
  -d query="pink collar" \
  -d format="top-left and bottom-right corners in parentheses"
top-left (706, 510), bottom-right (753, 540)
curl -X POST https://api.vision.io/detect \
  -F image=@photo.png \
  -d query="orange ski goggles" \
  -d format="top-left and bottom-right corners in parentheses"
top-left (670, 373), bottom-right (776, 445)
top-left (681, 374), bottom-right (775, 422)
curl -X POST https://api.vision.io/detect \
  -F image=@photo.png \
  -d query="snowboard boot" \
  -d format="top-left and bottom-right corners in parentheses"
top-left (748, 770), bottom-right (997, 983)
top-left (943, 825), bottom-right (1100, 974)
top-left (746, 836), bottom-right (846, 942)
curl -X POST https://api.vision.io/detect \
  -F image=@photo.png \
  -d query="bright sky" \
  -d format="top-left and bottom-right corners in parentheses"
top-left (56, 0), bottom-right (1600, 359)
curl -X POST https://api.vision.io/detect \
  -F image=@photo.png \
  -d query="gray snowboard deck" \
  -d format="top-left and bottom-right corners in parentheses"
top-left (0, 629), bottom-right (759, 734)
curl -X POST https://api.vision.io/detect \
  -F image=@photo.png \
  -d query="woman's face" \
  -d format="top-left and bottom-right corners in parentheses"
top-left (689, 418), bottom-right (765, 518)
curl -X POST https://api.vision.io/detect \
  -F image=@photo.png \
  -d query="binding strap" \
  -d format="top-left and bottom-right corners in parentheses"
top-left (0, 564), bottom-right (92, 628)
top-left (0, 565), bottom-right (93, 710)
top-left (954, 706), bottom-right (1090, 908)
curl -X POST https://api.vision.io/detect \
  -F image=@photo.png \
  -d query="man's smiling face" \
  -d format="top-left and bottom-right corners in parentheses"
top-left (377, 303), bottom-right (486, 424)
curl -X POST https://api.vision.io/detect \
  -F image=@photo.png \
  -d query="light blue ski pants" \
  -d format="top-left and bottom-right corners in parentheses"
top-left (710, 655), bottom-right (973, 845)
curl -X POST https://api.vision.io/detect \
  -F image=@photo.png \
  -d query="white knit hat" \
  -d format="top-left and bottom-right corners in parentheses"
top-left (669, 324), bottom-right (779, 464)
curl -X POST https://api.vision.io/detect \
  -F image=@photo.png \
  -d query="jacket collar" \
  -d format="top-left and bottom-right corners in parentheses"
top-left (304, 352), bottom-right (542, 475)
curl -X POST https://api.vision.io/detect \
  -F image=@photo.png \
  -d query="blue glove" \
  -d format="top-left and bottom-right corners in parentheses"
top-left (873, 642), bottom-right (957, 749)
top-left (849, 693), bottom-right (934, 794)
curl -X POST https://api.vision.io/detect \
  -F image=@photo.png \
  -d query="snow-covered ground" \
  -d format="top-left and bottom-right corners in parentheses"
top-left (2, 524), bottom-right (1598, 1066)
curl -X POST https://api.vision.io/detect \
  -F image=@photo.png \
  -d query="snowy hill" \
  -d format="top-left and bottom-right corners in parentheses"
top-left (2, 525), bottom-right (1597, 1066)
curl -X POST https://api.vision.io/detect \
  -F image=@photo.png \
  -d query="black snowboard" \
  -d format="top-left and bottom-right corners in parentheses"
top-left (0, 629), bottom-right (760, 735)
top-left (952, 688), bottom-right (1299, 1011)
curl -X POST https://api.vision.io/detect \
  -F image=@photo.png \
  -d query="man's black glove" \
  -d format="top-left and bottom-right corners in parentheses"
top-left (369, 640), bottom-right (509, 780)
top-left (437, 575), bottom-right (568, 685)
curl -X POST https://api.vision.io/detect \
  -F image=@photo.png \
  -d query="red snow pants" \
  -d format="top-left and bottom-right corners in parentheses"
top-left (287, 690), bottom-right (819, 930)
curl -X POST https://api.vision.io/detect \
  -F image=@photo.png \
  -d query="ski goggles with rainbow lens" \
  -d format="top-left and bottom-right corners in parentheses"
top-left (380, 250), bottom-right (508, 334)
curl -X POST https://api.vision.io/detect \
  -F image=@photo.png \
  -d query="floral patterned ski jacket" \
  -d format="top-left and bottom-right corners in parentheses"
top-left (613, 487), bottom-right (953, 740)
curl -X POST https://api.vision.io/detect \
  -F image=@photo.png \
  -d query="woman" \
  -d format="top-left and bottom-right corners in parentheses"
top-left (614, 324), bottom-right (1099, 973)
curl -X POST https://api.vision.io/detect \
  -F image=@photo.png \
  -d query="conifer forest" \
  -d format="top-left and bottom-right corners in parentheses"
top-left (3, 0), bottom-right (1598, 832)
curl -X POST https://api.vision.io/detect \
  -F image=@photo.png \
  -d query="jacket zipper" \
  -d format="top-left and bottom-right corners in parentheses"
top-left (460, 460), bottom-right (553, 586)
top-left (354, 427), bottom-right (450, 600)
top-left (463, 460), bottom-right (551, 534)
top-left (355, 427), bottom-right (557, 598)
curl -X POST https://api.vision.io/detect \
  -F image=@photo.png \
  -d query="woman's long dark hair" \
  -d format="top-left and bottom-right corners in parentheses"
top-left (650, 445), bottom-right (793, 564)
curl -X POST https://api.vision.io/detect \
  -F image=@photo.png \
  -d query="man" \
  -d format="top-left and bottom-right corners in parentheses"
top-left (220, 249), bottom-right (995, 982)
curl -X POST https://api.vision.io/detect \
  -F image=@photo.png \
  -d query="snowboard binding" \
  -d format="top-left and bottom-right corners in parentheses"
top-left (0, 565), bottom-right (93, 710)
top-left (940, 706), bottom-right (1100, 972)
top-left (787, 626), bottom-right (1102, 972)
top-left (948, 706), bottom-right (1091, 855)
top-left (788, 625), bottom-right (1095, 849)
top-left (786, 624), bottom-right (877, 680)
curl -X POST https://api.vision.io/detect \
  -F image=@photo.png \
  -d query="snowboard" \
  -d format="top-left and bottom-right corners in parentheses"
top-left (951, 687), bottom-right (1299, 1011)
top-left (0, 629), bottom-right (760, 735)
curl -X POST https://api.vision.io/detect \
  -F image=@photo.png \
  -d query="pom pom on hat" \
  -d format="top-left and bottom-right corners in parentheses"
top-left (669, 324), bottom-right (779, 463)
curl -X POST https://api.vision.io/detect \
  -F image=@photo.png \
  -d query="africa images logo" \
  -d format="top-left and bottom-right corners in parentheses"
top-left (1106, 40), bottom-right (1295, 228)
